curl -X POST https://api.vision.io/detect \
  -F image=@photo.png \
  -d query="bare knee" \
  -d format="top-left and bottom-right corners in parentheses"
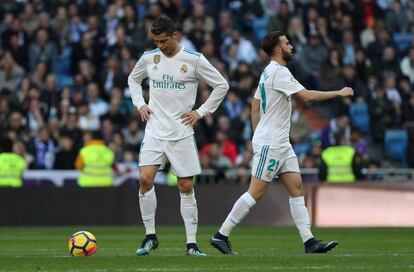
top-left (139, 172), bottom-right (155, 193)
top-left (248, 188), bottom-right (266, 201)
top-left (178, 178), bottom-right (193, 193)
top-left (290, 183), bottom-right (303, 197)
top-left (247, 177), bottom-right (269, 201)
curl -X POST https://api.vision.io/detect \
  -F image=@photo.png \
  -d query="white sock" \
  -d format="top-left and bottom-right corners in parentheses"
top-left (289, 196), bottom-right (313, 243)
top-left (219, 192), bottom-right (256, 237)
top-left (180, 190), bottom-right (198, 244)
top-left (139, 186), bottom-right (157, 235)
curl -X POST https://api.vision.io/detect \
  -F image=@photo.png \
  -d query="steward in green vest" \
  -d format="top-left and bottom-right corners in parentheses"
top-left (0, 137), bottom-right (26, 187)
top-left (320, 145), bottom-right (358, 183)
top-left (75, 131), bottom-right (115, 187)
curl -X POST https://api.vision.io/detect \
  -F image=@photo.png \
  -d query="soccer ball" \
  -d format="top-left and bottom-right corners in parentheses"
top-left (68, 231), bottom-right (97, 256)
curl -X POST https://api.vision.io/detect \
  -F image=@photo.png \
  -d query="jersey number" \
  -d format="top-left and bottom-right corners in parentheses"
top-left (267, 159), bottom-right (279, 172)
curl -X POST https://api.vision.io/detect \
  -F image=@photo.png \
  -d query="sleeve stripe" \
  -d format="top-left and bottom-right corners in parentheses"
top-left (183, 48), bottom-right (201, 57)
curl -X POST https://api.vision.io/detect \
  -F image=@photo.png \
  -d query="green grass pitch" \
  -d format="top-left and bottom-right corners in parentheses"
top-left (0, 226), bottom-right (413, 271)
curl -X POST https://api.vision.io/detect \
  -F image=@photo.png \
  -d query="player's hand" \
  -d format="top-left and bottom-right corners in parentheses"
top-left (339, 87), bottom-right (354, 97)
top-left (181, 111), bottom-right (201, 126)
top-left (138, 105), bottom-right (152, 122)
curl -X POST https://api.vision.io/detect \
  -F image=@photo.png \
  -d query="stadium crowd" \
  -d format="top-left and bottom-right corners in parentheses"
top-left (0, 0), bottom-right (414, 183)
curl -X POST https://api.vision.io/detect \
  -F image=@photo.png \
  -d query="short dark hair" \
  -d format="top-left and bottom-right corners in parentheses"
top-left (262, 31), bottom-right (285, 57)
top-left (151, 16), bottom-right (176, 36)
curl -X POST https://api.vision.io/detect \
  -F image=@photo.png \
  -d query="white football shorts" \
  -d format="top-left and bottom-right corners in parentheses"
top-left (139, 134), bottom-right (201, 177)
top-left (251, 143), bottom-right (300, 182)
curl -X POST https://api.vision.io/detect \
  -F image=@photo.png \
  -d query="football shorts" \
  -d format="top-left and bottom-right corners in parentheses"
top-left (139, 134), bottom-right (201, 177)
top-left (251, 144), bottom-right (300, 182)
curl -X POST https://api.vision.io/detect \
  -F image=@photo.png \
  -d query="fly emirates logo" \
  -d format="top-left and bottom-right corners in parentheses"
top-left (152, 74), bottom-right (185, 90)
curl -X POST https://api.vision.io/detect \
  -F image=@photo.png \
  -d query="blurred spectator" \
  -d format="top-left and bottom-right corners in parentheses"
top-left (7, 32), bottom-right (29, 70)
top-left (0, 52), bottom-right (24, 91)
top-left (26, 98), bottom-right (46, 134)
top-left (207, 142), bottom-right (233, 180)
top-left (354, 47), bottom-right (372, 82)
top-left (78, 103), bottom-right (100, 131)
top-left (320, 49), bottom-right (343, 91)
top-left (287, 17), bottom-right (307, 60)
top-left (71, 31), bottom-right (103, 75)
top-left (319, 141), bottom-right (362, 183)
top-left (0, 136), bottom-right (26, 187)
top-left (75, 130), bottom-right (114, 187)
top-left (114, 149), bottom-right (139, 175)
top-left (13, 140), bottom-right (34, 167)
top-left (182, 3), bottom-right (215, 34)
top-left (27, 126), bottom-right (57, 169)
top-left (122, 119), bottom-right (144, 150)
top-left (214, 11), bottom-right (234, 44)
top-left (400, 47), bottom-right (414, 84)
top-left (87, 82), bottom-right (108, 118)
top-left (1, 17), bottom-right (30, 51)
top-left (351, 128), bottom-right (369, 161)
top-left (340, 65), bottom-right (369, 102)
top-left (299, 32), bottom-right (328, 88)
top-left (369, 85), bottom-right (395, 143)
top-left (268, 0), bottom-right (291, 33)
top-left (341, 30), bottom-right (356, 66)
top-left (290, 98), bottom-right (309, 144)
top-left (21, 3), bottom-right (39, 38)
top-left (52, 6), bottom-right (71, 46)
top-left (102, 56), bottom-right (127, 97)
top-left (53, 132), bottom-right (76, 169)
top-left (223, 90), bottom-right (244, 121)
top-left (367, 27), bottom-right (394, 67)
top-left (321, 115), bottom-right (351, 148)
top-left (384, 74), bottom-right (402, 122)
top-left (108, 131), bottom-right (125, 163)
top-left (28, 29), bottom-right (58, 73)
top-left (6, 111), bottom-right (28, 143)
top-left (377, 45), bottom-right (400, 77)
top-left (403, 95), bottom-right (414, 124)
top-left (385, 0), bottom-right (409, 33)
top-left (200, 130), bottom-right (238, 166)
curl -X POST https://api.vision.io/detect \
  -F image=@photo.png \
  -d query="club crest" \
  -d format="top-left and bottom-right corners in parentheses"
top-left (153, 55), bottom-right (160, 64)
top-left (180, 64), bottom-right (188, 73)
top-left (265, 172), bottom-right (272, 180)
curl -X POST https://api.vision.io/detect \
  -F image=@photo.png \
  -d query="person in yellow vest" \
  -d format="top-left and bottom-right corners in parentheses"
top-left (319, 140), bottom-right (362, 183)
top-left (0, 137), bottom-right (26, 187)
top-left (75, 130), bottom-right (115, 187)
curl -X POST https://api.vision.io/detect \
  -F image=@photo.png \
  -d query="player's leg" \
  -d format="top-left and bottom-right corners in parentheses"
top-left (279, 169), bottom-right (338, 253)
top-left (136, 136), bottom-right (166, 256)
top-left (219, 177), bottom-right (268, 237)
top-left (139, 165), bottom-right (160, 234)
top-left (211, 176), bottom-right (267, 254)
top-left (136, 165), bottom-right (160, 255)
top-left (177, 177), bottom-right (205, 256)
top-left (211, 144), bottom-right (272, 254)
top-left (166, 136), bottom-right (205, 256)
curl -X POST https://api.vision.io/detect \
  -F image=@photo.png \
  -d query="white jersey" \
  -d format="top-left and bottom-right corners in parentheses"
top-left (252, 61), bottom-right (305, 147)
top-left (128, 45), bottom-right (229, 140)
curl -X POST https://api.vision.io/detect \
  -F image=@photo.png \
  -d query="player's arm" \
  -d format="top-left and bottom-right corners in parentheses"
top-left (295, 87), bottom-right (354, 102)
top-left (127, 56), bottom-right (152, 121)
top-left (251, 98), bottom-right (260, 133)
top-left (182, 54), bottom-right (229, 126)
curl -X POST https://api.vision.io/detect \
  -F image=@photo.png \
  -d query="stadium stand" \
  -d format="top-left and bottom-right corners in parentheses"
top-left (0, 0), bottom-right (414, 183)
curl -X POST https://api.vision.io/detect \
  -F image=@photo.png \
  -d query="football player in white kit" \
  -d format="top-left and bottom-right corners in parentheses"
top-left (211, 31), bottom-right (354, 254)
top-left (128, 16), bottom-right (229, 256)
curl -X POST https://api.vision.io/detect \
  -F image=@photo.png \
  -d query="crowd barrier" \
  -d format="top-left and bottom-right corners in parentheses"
top-left (20, 168), bottom-right (414, 187)
top-left (0, 170), bottom-right (413, 227)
